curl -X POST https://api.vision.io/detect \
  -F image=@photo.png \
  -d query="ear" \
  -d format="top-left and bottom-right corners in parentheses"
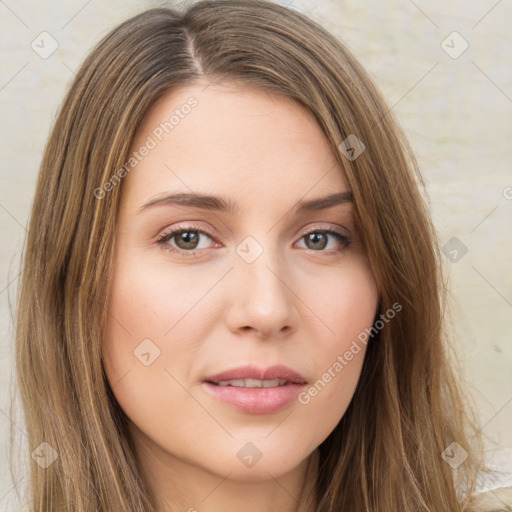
top-left (465, 487), bottom-right (512, 512)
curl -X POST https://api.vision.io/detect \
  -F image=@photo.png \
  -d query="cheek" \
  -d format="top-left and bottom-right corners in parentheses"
top-left (101, 254), bottom-right (225, 429)
top-left (306, 253), bottom-right (379, 356)
top-left (295, 257), bottom-right (378, 431)
top-left (101, 262), bottom-right (201, 457)
top-left (102, 259), bottom-right (167, 408)
top-left (103, 253), bottom-right (218, 367)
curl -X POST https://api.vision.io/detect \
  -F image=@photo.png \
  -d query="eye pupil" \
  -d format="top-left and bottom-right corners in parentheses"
top-left (306, 232), bottom-right (327, 250)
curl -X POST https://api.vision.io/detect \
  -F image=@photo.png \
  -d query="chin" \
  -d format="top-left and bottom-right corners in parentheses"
top-left (206, 439), bottom-right (312, 482)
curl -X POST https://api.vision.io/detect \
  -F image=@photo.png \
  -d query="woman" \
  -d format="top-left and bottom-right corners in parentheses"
top-left (13, 0), bottom-right (510, 510)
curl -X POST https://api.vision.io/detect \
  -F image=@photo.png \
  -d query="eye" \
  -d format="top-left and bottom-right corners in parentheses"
top-left (156, 225), bottom-right (217, 257)
top-left (296, 228), bottom-right (351, 255)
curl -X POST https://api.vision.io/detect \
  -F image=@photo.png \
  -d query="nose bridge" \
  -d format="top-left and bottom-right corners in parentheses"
top-left (227, 233), bottom-right (297, 337)
top-left (235, 233), bottom-right (290, 301)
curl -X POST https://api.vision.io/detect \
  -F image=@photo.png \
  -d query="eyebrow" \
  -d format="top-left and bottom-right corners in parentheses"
top-left (137, 190), bottom-right (353, 215)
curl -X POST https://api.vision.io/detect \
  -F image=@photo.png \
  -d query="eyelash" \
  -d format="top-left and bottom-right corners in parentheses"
top-left (156, 224), bottom-right (352, 258)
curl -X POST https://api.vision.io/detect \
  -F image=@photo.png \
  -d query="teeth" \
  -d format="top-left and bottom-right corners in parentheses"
top-left (216, 378), bottom-right (287, 388)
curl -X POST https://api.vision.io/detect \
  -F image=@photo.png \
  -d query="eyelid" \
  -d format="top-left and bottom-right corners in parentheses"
top-left (297, 223), bottom-right (350, 239)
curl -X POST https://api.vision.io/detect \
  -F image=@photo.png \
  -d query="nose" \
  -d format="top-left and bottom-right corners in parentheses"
top-left (224, 239), bottom-right (299, 340)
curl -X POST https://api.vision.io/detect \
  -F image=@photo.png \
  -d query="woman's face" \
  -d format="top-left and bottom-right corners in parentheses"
top-left (103, 82), bottom-right (379, 486)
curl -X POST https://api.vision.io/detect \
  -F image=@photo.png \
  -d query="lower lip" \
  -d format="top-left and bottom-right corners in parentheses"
top-left (203, 382), bottom-right (305, 414)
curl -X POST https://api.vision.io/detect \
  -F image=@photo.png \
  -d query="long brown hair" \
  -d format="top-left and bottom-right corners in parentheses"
top-left (13, 1), bottom-right (489, 510)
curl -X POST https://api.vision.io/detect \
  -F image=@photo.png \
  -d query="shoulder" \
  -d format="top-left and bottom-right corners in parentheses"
top-left (465, 487), bottom-right (512, 512)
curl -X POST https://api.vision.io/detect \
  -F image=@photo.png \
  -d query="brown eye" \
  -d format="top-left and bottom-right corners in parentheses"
top-left (156, 226), bottom-right (215, 256)
top-left (304, 232), bottom-right (328, 250)
top-left (297, 229), bottom-right (351, 253)
top-left (174, 230), bottom-right (201, 250)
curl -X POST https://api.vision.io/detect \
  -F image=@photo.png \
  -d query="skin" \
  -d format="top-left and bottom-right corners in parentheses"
top-left (102, 81), bottom-right (379, 512)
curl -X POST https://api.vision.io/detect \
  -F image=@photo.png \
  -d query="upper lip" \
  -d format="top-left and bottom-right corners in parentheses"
top-left (204, 365), bottom-right (307, 384)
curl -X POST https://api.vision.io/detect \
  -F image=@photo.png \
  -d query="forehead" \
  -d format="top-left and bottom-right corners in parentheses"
top-left (122, 81), bottom-right (348, 214)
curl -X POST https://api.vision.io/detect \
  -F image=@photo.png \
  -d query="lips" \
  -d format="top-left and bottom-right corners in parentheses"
top-left (205, 365), bottom-right (307, 385)
top-left (203, 365), bottom-right (307, 414)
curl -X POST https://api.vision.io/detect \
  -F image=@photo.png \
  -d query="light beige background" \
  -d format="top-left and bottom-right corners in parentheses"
top-left (1, 0), bottom-right (511, 509)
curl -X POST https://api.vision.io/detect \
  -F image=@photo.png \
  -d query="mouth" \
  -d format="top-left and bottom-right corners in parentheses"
top-left (203, 365), bottom-right (307, 414)
top-left (215, 378), bottom-right (291, 388)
